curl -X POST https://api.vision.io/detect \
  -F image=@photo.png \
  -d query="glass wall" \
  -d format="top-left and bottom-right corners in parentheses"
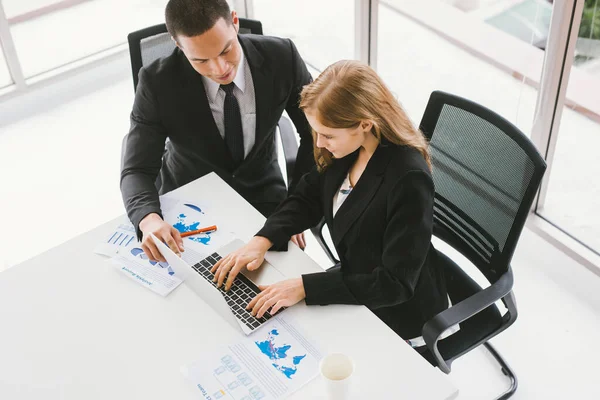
top-left (376, 0), bottom-right (551, 137)
top-left (4, 0), bottom-right (167, 78)
top-left (377, 0), bottom-right (600, 256)
top-left (251, 0), bottom-right (355, 71)
top-left (538, 0), bottom-right (600, 254)
top-left (0, 44), bottom-right (12, 88)
top-left (1, 0), bottom-right (598, 263)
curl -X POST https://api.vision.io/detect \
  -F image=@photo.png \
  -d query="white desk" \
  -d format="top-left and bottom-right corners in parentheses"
top-left (0, 173), bottom-right (458, 399)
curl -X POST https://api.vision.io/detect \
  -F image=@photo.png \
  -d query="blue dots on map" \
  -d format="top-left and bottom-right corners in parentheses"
top-left (255, 329), bottom-right (307, 379)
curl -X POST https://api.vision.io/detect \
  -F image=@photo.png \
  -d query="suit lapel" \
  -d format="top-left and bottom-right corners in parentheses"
top-left (177, 49), bottom-right (235, 169)
top-left (329, 144), bottom-right (393, 248)
top-left (238, 35), bottom-right (273, 163)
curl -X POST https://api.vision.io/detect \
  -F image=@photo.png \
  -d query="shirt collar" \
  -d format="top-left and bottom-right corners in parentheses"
top-left (202, 49), bottom-right (246, 103)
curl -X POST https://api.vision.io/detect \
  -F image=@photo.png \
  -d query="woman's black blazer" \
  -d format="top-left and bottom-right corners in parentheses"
top-left (257, 141), bottom-right (448, 339)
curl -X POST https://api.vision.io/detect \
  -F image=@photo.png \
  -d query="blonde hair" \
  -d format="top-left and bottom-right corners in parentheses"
top-left (299, 60), bottom-right (431, 171)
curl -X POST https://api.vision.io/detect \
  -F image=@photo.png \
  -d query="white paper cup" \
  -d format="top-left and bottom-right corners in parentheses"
top-left (319, 353), bottom-right (354, 400)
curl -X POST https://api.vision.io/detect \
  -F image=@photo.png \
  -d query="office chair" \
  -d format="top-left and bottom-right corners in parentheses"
top-left (310, 218), bottom-right (339, 266)
top-left (308, 90), bottom-right (546, 398)
top-left (124, 19), bottom-right (298, 187)
top-left (418, 91), bottom-right (546, 399)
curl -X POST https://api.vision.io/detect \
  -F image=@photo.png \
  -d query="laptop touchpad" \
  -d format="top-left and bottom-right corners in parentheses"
top-left (243, 260), bottom-right (285, 287)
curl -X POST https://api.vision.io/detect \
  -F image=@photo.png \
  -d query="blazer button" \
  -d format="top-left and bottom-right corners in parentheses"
top-left (232, 174), bottom-right (236, 178)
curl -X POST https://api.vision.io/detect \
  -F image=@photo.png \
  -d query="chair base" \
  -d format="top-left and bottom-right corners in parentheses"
top-left (484, 342), bottom-right (518, 400)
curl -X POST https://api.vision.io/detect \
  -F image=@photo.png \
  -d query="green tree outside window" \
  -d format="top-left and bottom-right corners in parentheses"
top-left (580, 0), bottom-right (600, 40)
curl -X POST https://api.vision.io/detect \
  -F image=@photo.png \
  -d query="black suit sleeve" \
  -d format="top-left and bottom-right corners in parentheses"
top-left (120, 67), bottom-right (167, 240)
top-left (284, 39), bottom-right (315, 194)
top-left (256, 166), bottom-right (324, 250)
top-left (301, 171), bottom-right (435, 309)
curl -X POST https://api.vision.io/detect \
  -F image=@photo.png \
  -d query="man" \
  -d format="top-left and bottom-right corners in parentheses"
top-left (121, 0), bottom-right (314, 261)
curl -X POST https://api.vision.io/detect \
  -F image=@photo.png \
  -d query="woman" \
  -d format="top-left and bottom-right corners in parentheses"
top-left (211, 60), bottom-right (449, 350)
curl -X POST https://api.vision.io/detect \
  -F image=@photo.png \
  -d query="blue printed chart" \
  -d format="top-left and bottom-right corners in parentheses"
top-left (255, 329), bottom-right (307, 379)
top-left (163, 201), bottom-right (232, 255)
top-left (97, 223), bottom-right (177, 278)
top-left (94, 198), bottom-right (216, 296)
top-left (247, 317), bottom-right (321, 393)
top-left (181, 317), bottom-right (321, 400)
top-left (106, 224), bottom-right (136, 247)
top-left (172, 203), bottom-right (212, 245)
top-left (94, 224), bottom-right (136, 257)
top-left (129, 247), bottom-right (175, 276)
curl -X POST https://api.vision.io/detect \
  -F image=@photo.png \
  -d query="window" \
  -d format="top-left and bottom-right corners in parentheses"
top-left (3, 0), bottom-right (167, 79)
top-left (251, 0), bottom-right (355, 71)
top-left (537, 0), bottom-right (600, 254)
top-left (376, 0), bottom-right (551, 136)
top-left (0, 45), bottom-right (12, 88)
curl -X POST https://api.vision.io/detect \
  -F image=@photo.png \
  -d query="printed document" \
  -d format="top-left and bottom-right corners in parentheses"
top-left (182, 317), bottom-right (322, 400)
top-left (95, 197), bottom-right (233, 296)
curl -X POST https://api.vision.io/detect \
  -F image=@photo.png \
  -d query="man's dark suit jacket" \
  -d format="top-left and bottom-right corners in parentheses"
top-left (257, 141), bottom-right (448, 339)
top-left (121, 34), bottom-right (314, 238)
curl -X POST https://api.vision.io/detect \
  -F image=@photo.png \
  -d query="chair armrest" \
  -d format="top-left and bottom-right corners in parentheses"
top-left (121, 134), bottom-right (128, 171)
top-left (310, 218), bottom-right (339, 265)
top-left (277, 116), bottom-right (298, 186)
top-left (422, 267), bottom-right (515, 373)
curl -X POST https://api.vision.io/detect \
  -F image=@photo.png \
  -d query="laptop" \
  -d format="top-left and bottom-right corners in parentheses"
top-left (151, 234), bottom-right (285, 335)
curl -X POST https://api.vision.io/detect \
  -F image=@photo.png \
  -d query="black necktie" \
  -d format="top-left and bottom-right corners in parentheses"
top-left (221, 83), bottom-right (244, 167)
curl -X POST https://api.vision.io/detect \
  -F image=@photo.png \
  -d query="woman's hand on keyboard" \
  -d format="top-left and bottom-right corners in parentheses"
top-left (211, 236), bottom-right (273, 291)
top-left (247, 278), bottom-right (306, 318)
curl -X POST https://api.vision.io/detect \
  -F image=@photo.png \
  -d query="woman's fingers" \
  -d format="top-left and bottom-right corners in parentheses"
top-left (225, 262), bottom-right (245, 291)
top-left (270, 300), bottom-right (286, 316)
top-left (211, 257), bottom-right (223, 273)
top-left (211, 254), bottom-right (231, 274)
top-left (256, 296), bottom-right (279, 318)
top-left (215, 258), bottom-right (234, 287)
top-left (247, 285), bottom-right (270, 311)
top-left (247, 293), bottom-right (261, 311)
top-left (211, 254), bottom-right (234, 285)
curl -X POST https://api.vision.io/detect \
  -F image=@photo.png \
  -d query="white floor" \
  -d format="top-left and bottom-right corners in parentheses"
top-left (1, 53), bottom-right (600, 400)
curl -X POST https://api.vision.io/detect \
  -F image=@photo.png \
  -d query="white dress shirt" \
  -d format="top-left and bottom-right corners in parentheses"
top-left (202, 49), bottom-right (256, 158)
top-left (333, 173), bottom-right (353, 217)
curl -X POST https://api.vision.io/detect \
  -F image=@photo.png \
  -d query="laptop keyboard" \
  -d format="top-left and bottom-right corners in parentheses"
top-left (192, 252), bottom-right (276, 332)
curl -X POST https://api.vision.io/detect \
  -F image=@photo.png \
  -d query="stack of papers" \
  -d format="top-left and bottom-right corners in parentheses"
top-left (94, 196), bottom-right (232, 296)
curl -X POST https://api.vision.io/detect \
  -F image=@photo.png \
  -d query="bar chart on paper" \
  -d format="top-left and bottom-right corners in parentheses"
top-left (106, 224), bottom-right (136, 247)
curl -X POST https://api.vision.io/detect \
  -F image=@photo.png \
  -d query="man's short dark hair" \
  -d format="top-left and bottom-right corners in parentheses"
top-left (165, 0), bottom-right (232, 39)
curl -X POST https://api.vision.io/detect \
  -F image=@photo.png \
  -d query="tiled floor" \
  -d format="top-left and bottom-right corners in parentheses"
top-left (1, 52), bottom-right (600, 399)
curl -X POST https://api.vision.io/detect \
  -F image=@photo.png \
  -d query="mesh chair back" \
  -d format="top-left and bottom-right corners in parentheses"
top-left (140, 32), bottom-right (174, 68)
top-left (419, 91), bottom-right (546, 283)
top-left (128, 20), bottom-right (263, 91)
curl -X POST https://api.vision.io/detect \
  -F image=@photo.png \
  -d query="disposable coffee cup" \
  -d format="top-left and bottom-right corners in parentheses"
top-left (319, 353), bottom-right (354, 400)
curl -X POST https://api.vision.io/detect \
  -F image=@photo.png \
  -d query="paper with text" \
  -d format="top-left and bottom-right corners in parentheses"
top-left (182, 317), bottom-right (322, 399)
